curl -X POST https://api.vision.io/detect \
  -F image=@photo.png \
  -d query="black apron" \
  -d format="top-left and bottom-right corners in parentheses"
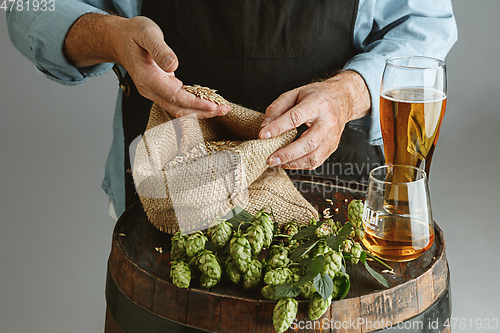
top-left (118, 0), bottom-right (384, 209)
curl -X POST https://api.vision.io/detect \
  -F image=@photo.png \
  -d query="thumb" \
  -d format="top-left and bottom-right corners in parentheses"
top-left (137, 23), bottom-right (178, 72)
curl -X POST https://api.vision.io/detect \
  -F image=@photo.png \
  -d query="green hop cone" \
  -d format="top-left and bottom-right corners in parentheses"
top-left (354, 227), bottom-right (365, 242)
top-left (261, 284), bottom-right (276, 300)
top-left (308, 292), bottom-right (332, 321)
top-left (322, 250), bottom-right (343, 278)
top-left (342, 239), bottom-right (353, 253)
top-left (268, 251), bottom-right (290, 270)
top-left (310, 240), bottom-right (331, 258)
top-left (315, 222), bottom-right (333, 238)
top-left (273, 298), bottom-right (298, 333)
top-left (229, 234), bottom-right (252, 273)
top-left (171, 232), bottom-right (188, 261)
top-left (197, 250), bottom-right (222, 280)
top-left (170, 261), bottom-right (191, 289)
top-left (200, 273), bottom-right (219, 289)
top-left (256, 211), bottom-right (274, 248)
top-left (347, 199), bottom-right (364, 228)
top-left (266, 244), bottom-right (287, 261)
top-left (283, 221), bottom-right (299, 245)
top-left (309, 218), bottom-right (319, 226)
top-left (224, 258), bottom-right (241, 284)
top-left (243, 259), bottom-right (263, 290)
top-left (299, 280), bottom-right (316, 300)
top-left (332, 272), bottom-right (350, 300)
top-left (350, 243), bottom-right (363, 265)
top-left (186, 231), bottom-right (208, 258)
top-left (247, 224), bottom-right (265, 255)
top-left (264, 267), bottom-right (292, 286)
top-left (211, 221), bottom-right (233, 249)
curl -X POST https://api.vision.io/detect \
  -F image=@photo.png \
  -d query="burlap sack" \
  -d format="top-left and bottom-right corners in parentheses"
top-left (132, 102), bottom-right (318, 234)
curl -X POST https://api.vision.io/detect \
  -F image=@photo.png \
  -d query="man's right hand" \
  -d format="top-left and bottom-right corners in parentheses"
top-left (63, 14), bottom-right (230, 118)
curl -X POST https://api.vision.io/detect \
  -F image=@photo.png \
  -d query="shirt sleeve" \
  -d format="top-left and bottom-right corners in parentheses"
top-left (6, 0), bottom-right (135, 85)
top-left (343, 0), bottom-right (458, 145)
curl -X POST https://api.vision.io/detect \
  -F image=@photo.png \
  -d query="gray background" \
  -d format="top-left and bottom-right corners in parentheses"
top-left (1, 1), bottom-right (499, 332)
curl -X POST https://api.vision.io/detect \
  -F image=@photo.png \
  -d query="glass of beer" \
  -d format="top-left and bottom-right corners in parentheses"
top-left (380, 56), bottom-right (447, 177)
top-left (362, 165), bottom-right (434, 262)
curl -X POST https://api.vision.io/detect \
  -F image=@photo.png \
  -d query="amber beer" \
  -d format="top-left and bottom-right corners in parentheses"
top-left (380, 87), bottom-right (447, 177)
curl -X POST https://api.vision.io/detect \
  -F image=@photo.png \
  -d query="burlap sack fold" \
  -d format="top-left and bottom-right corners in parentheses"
top-left (132, 102), bottom-right (318, 234)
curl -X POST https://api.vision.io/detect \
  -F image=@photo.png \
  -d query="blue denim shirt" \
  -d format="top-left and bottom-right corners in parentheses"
top-left (6, 0), bottom-right (458, 217)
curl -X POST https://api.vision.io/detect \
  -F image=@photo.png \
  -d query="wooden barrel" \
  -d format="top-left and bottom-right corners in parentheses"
top-left (104, 176), bottom-right (451, 333)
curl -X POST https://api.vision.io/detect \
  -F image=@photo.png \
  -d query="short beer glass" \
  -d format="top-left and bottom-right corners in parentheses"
top-left (380, 56), bottom-right (447, 176)
top-left (362, 165), bottom-right (434, 262)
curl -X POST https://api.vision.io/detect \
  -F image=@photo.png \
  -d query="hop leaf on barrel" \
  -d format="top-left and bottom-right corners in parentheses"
top-left (243, 259), bottom-right (263, 290)
top-left (171, 232), bottom-right (188, 261)
top-left (308, 292), bottom-right (332, 321)
top-left (200, 273), bottom-right (219, 289)
top-left (211, 221), bottom-right (233, 249)
top-left (264, 267), bottom-right (292, 286)
top-left (247, 224), bottom-right (265, 255)
top-left (170, 261), bottom-right (191, 289)
top-left (225, 258), bottom-right (241, 284)
top-left (197, 250), bottom-right (222, 280)
top-left (347, 199), bottom-right (364, 228)
top-left (186, 231), bottom-right (207, 258)
top-left (230, 234), bottom-right (252, 273)
top-left (273, 298), bottom-right (298, 333)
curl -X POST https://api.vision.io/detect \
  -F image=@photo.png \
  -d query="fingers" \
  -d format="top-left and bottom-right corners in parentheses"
top-left (259, 99), bottom-right (315, 140)
top-left (268, 122), bottom-right (340, 170)
top-left (135, 19), bottom-right (179, 73)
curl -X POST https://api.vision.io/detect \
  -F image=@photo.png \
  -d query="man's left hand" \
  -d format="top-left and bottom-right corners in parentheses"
top-left (259, 71), bottom-right (371, 170)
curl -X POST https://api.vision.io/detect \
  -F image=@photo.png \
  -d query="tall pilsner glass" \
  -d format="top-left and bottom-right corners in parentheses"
top-left (380, 56), bottom-right (447, 178)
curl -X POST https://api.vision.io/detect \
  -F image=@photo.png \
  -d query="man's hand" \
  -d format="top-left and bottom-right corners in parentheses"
top-left (63, 14), bottom-right (230, 118)
top-left (259, 71), bottom-right (371, 169)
